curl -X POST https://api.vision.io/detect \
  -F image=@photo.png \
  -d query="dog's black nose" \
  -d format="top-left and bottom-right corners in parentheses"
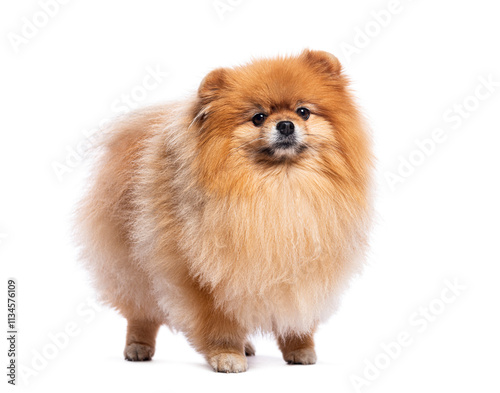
top-left (277, 121), bottom-right (295, 136)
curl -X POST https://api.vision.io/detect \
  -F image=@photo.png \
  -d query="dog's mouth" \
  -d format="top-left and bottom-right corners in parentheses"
top-left (258, 139), bottom-right (308, 159)
top-left (274, 140), bottom-right (297, 149)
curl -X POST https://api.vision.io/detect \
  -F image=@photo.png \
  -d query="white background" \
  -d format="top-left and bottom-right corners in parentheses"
top-left (1, 0), bottom-right (500, 392)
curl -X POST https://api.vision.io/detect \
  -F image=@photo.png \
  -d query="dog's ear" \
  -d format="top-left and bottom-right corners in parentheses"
top-left (193, 68), bottom-right (229, 123)
top-left (301, 49), bottom-right (342, 78)
top-left (197, 67), bottom-right (228, 105)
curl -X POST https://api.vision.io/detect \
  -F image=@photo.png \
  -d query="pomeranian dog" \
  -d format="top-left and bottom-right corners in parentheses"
top-left (75, 50), bottom-right (373, 373)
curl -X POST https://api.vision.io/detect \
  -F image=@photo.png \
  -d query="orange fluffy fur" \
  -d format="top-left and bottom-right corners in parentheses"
top-left (75, 50), bottom-right (373, 372)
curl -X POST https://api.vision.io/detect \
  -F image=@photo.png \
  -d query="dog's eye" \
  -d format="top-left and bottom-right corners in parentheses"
top-left (252, 113), bottom-right (267, 126)
top-left (296, 107), bottom-right (311, 120)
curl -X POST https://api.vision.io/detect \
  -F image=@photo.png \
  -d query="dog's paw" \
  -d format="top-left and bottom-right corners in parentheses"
top-left (283, 348), bottom-right (317, 365)
top-left (124, 343), bottom-right (155, 361)
top-left (208, 352), bottom-right (248, 373)
top-left (244, 341), bottom-right (256, 356)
